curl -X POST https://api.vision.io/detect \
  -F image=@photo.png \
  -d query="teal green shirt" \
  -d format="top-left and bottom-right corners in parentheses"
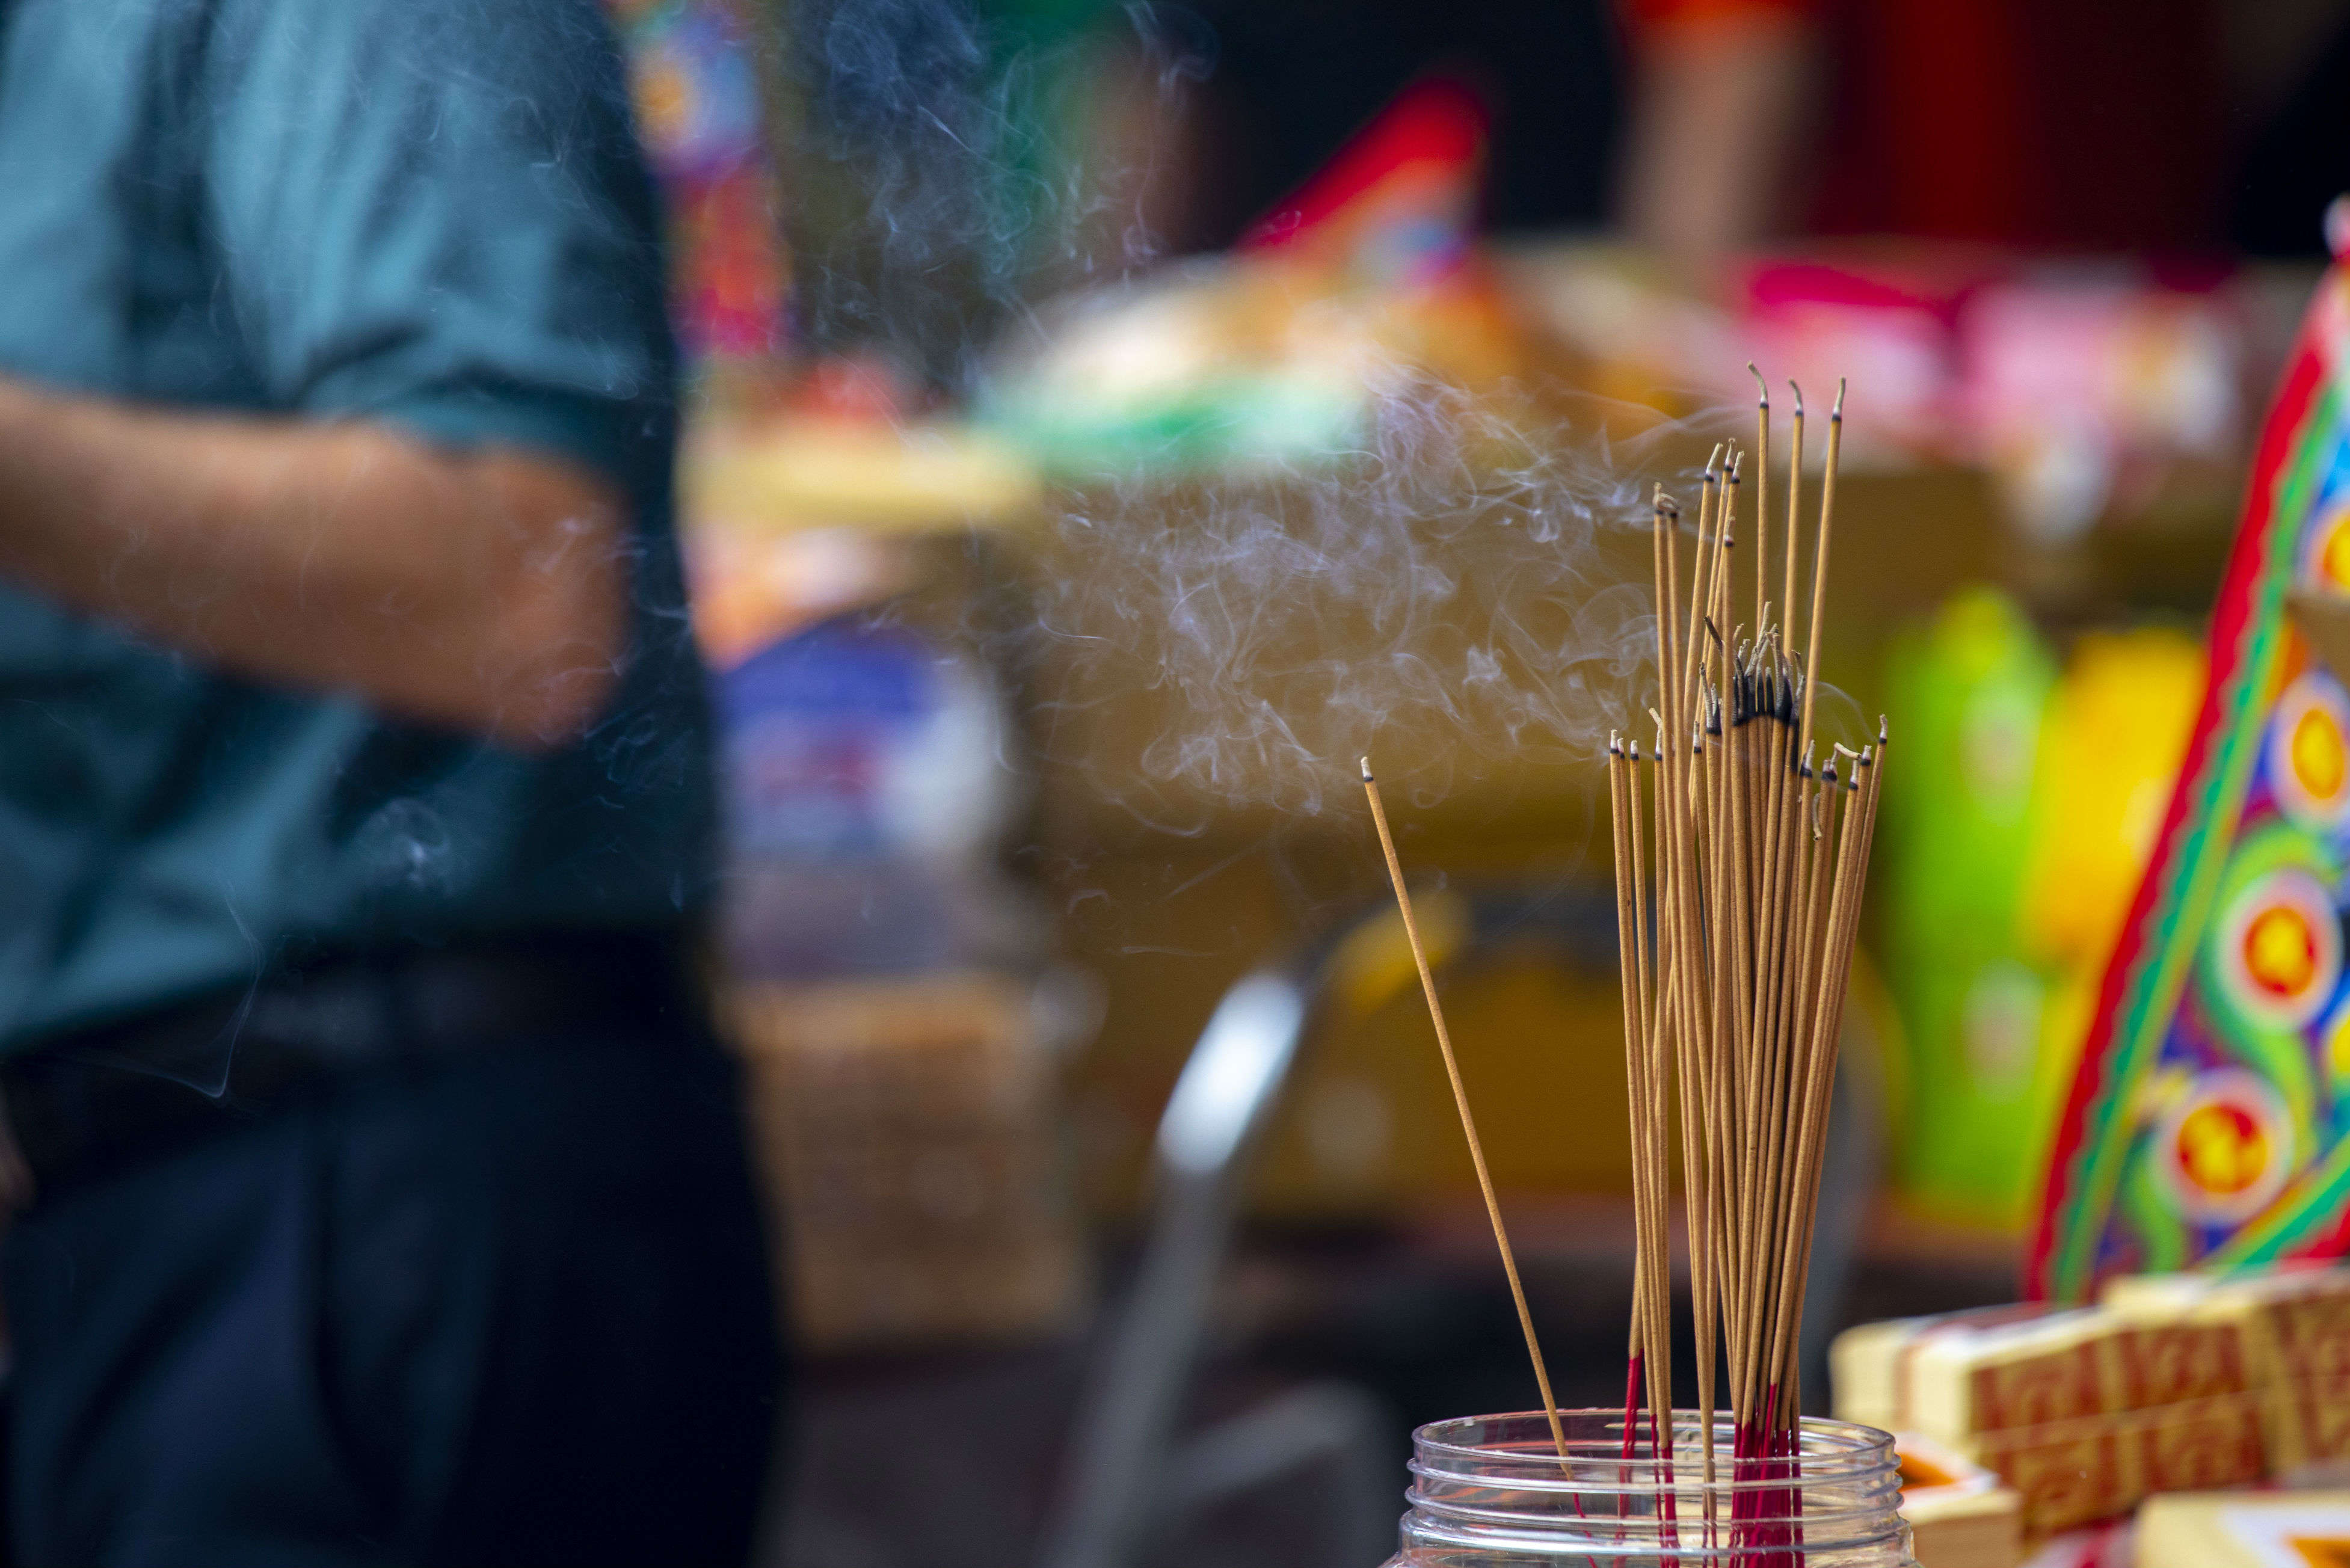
top-left (0, 0), bottom-right (712, 1044)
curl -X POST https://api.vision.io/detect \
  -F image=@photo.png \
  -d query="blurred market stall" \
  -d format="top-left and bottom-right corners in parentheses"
top-left (623, 4), bottom-right (2350, 1561)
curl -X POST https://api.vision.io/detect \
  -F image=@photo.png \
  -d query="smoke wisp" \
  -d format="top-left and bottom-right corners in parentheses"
top-left (1017, 375), bottom-right (1726, 822)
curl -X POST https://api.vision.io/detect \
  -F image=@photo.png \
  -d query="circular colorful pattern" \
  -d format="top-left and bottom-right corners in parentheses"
top-left (2213, 864), bottom-right (2342, 1030)
top-left (2326, 1003), bottom-right (2350, 1084)
top-left (2153, 1068), bottom-right (2295, 1226)
top-left (2301, 496), bottom-right (2350, 593)
top-left (2269, 672), bottom-right (2350, 831)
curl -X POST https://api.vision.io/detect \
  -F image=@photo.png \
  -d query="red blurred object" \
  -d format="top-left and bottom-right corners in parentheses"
top-left (1619, 0), bottom-right (1809, 39)
top-left (1734, 250), bottom-right (2001, 454)
top-left (669, 167), bottom-right (789, 359)
top-left (1237, 73), bottom-right (1489, 284)
top-left (1625, 0), bottom-right (2227, 251)
top-left (786, 354), bottom-right (918, 424)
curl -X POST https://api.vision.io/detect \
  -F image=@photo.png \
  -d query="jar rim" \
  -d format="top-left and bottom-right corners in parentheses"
top-left (1414, 1410), bottom-right (1894, 1470)
top-left (1402, 1410), bottom-right (1909, 1555)
top-left (1409, 1410), bottom-right (1901, 1503)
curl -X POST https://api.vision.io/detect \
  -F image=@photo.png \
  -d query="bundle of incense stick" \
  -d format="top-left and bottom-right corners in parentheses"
top-left (1356, 374), bottom-right (1886, 1541)
top-left (1605, 375), bottom-right (1888, 1519)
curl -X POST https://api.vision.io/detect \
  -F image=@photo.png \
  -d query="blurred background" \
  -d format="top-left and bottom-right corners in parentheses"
top-left (610, 0), bottom-right (2350, 1561)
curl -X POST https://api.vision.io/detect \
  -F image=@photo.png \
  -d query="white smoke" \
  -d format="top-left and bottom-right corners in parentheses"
top-left (1014, 375), bottom-right (1730, 822)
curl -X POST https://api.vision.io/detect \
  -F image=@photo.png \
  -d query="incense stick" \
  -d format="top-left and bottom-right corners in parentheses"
top-left (1362, 758), bottom-right (1569, 1460)
top-left (1798, 380), bottom-right (1844, 758)
top-left (1750, 366), bottom-right (1771, 639)
top-left (1783, 383), bottom-right (1804, 684)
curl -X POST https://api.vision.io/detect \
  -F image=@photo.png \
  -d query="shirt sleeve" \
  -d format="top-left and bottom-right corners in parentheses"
top-left (192, 0), bottom-right (677, 500)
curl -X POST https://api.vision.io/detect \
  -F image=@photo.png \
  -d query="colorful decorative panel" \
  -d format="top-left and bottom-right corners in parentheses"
top-left (2031, 247), bottom-right (2350, 1299)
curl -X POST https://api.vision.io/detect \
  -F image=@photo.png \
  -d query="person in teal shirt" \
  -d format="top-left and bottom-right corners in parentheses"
top-left (0, 1), bottom-right (777, 1562)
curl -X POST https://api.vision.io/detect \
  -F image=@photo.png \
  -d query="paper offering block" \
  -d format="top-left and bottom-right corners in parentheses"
top-left (2266, 1370), bottom-right (2350, 1478)
top-left (1823, 1307), bottom-right (2068, 1439)
top-left (1905, 1489), bottom-right (2023, 1568)
top-left (1906, 1311), bottom-right (2120, 1439)
top-left (1898, 1435), bottom-right (2023, 1568)
top-left (1833, 1306), bottom-right (2064, 1436)
top-left (1969, 1418), bottom-right (2135, 1539)
top-left (2266, 1284), bottom-right (2350, 1383)
top-left (1831, 1268), bottom-right (2350, 1530)
top-left (2106, 1267), bottom-right (2350, 1386)
top-left (2130, 1392), bottom-right (2268, 1495)
top-left (1835, 1317), bottom-right (1925, 1434)
top-left (2138, 1491), bottom-right (2350, 1568)
top-left (1964, 1395), bottom-right (2265, 1538)
top-left (2100, 1272), bottom-right (2227, 1317)
top-left (2108, 1317), bottom-right (2251, 1407)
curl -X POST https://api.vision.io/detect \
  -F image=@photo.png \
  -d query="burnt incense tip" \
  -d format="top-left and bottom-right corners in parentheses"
top-left (1749, 362), bottom-right (1768, 405)
top-left (1832, 378), bottom-right (1847, 421)
top-left (1359, 756), bottom-right (1374, 782)
top-left (1878, 715), bottom-right (1890, 745)
top-left (1789, 380), bottom-right (1804, 416)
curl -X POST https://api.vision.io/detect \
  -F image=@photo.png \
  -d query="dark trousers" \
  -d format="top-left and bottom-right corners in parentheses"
top-left (0, 1027), bottom-right (781, 1567)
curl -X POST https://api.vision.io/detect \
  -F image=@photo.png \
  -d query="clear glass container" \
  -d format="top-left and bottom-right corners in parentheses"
top-left (1380, 1409), bottom-right (1916, 1566)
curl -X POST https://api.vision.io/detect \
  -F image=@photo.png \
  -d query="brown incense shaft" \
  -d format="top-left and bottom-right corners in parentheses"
top-left (1783, 384), bottom-right (1804, 680)
top-left (1647, 494), bottom-right (1700, 1466)
top-left (1798, 380), bottom-right (1845, 757)
top-left (1608, 739), bottom-right (1647, 1376)
top-left (1750, 365), bottom-right (1771, 638)
top-left (1771, 735), bottom-right (1888, 1407)
top-left (1619, 738), bottom-right (1676, 1454)
top-left (1362, 759), bottom-right (1569, 1459)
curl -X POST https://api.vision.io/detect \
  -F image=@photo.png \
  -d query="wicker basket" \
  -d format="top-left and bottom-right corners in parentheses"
top-left (727, 972), bottom-right (1089, 1350)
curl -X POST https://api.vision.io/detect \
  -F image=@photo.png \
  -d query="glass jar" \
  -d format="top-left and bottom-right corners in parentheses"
top-left (1380, 1409), bottom-right (1916, 1566)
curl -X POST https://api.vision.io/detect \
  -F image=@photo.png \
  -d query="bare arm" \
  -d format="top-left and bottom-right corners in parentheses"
top-left (0, 377), bottom-right (626, 750)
